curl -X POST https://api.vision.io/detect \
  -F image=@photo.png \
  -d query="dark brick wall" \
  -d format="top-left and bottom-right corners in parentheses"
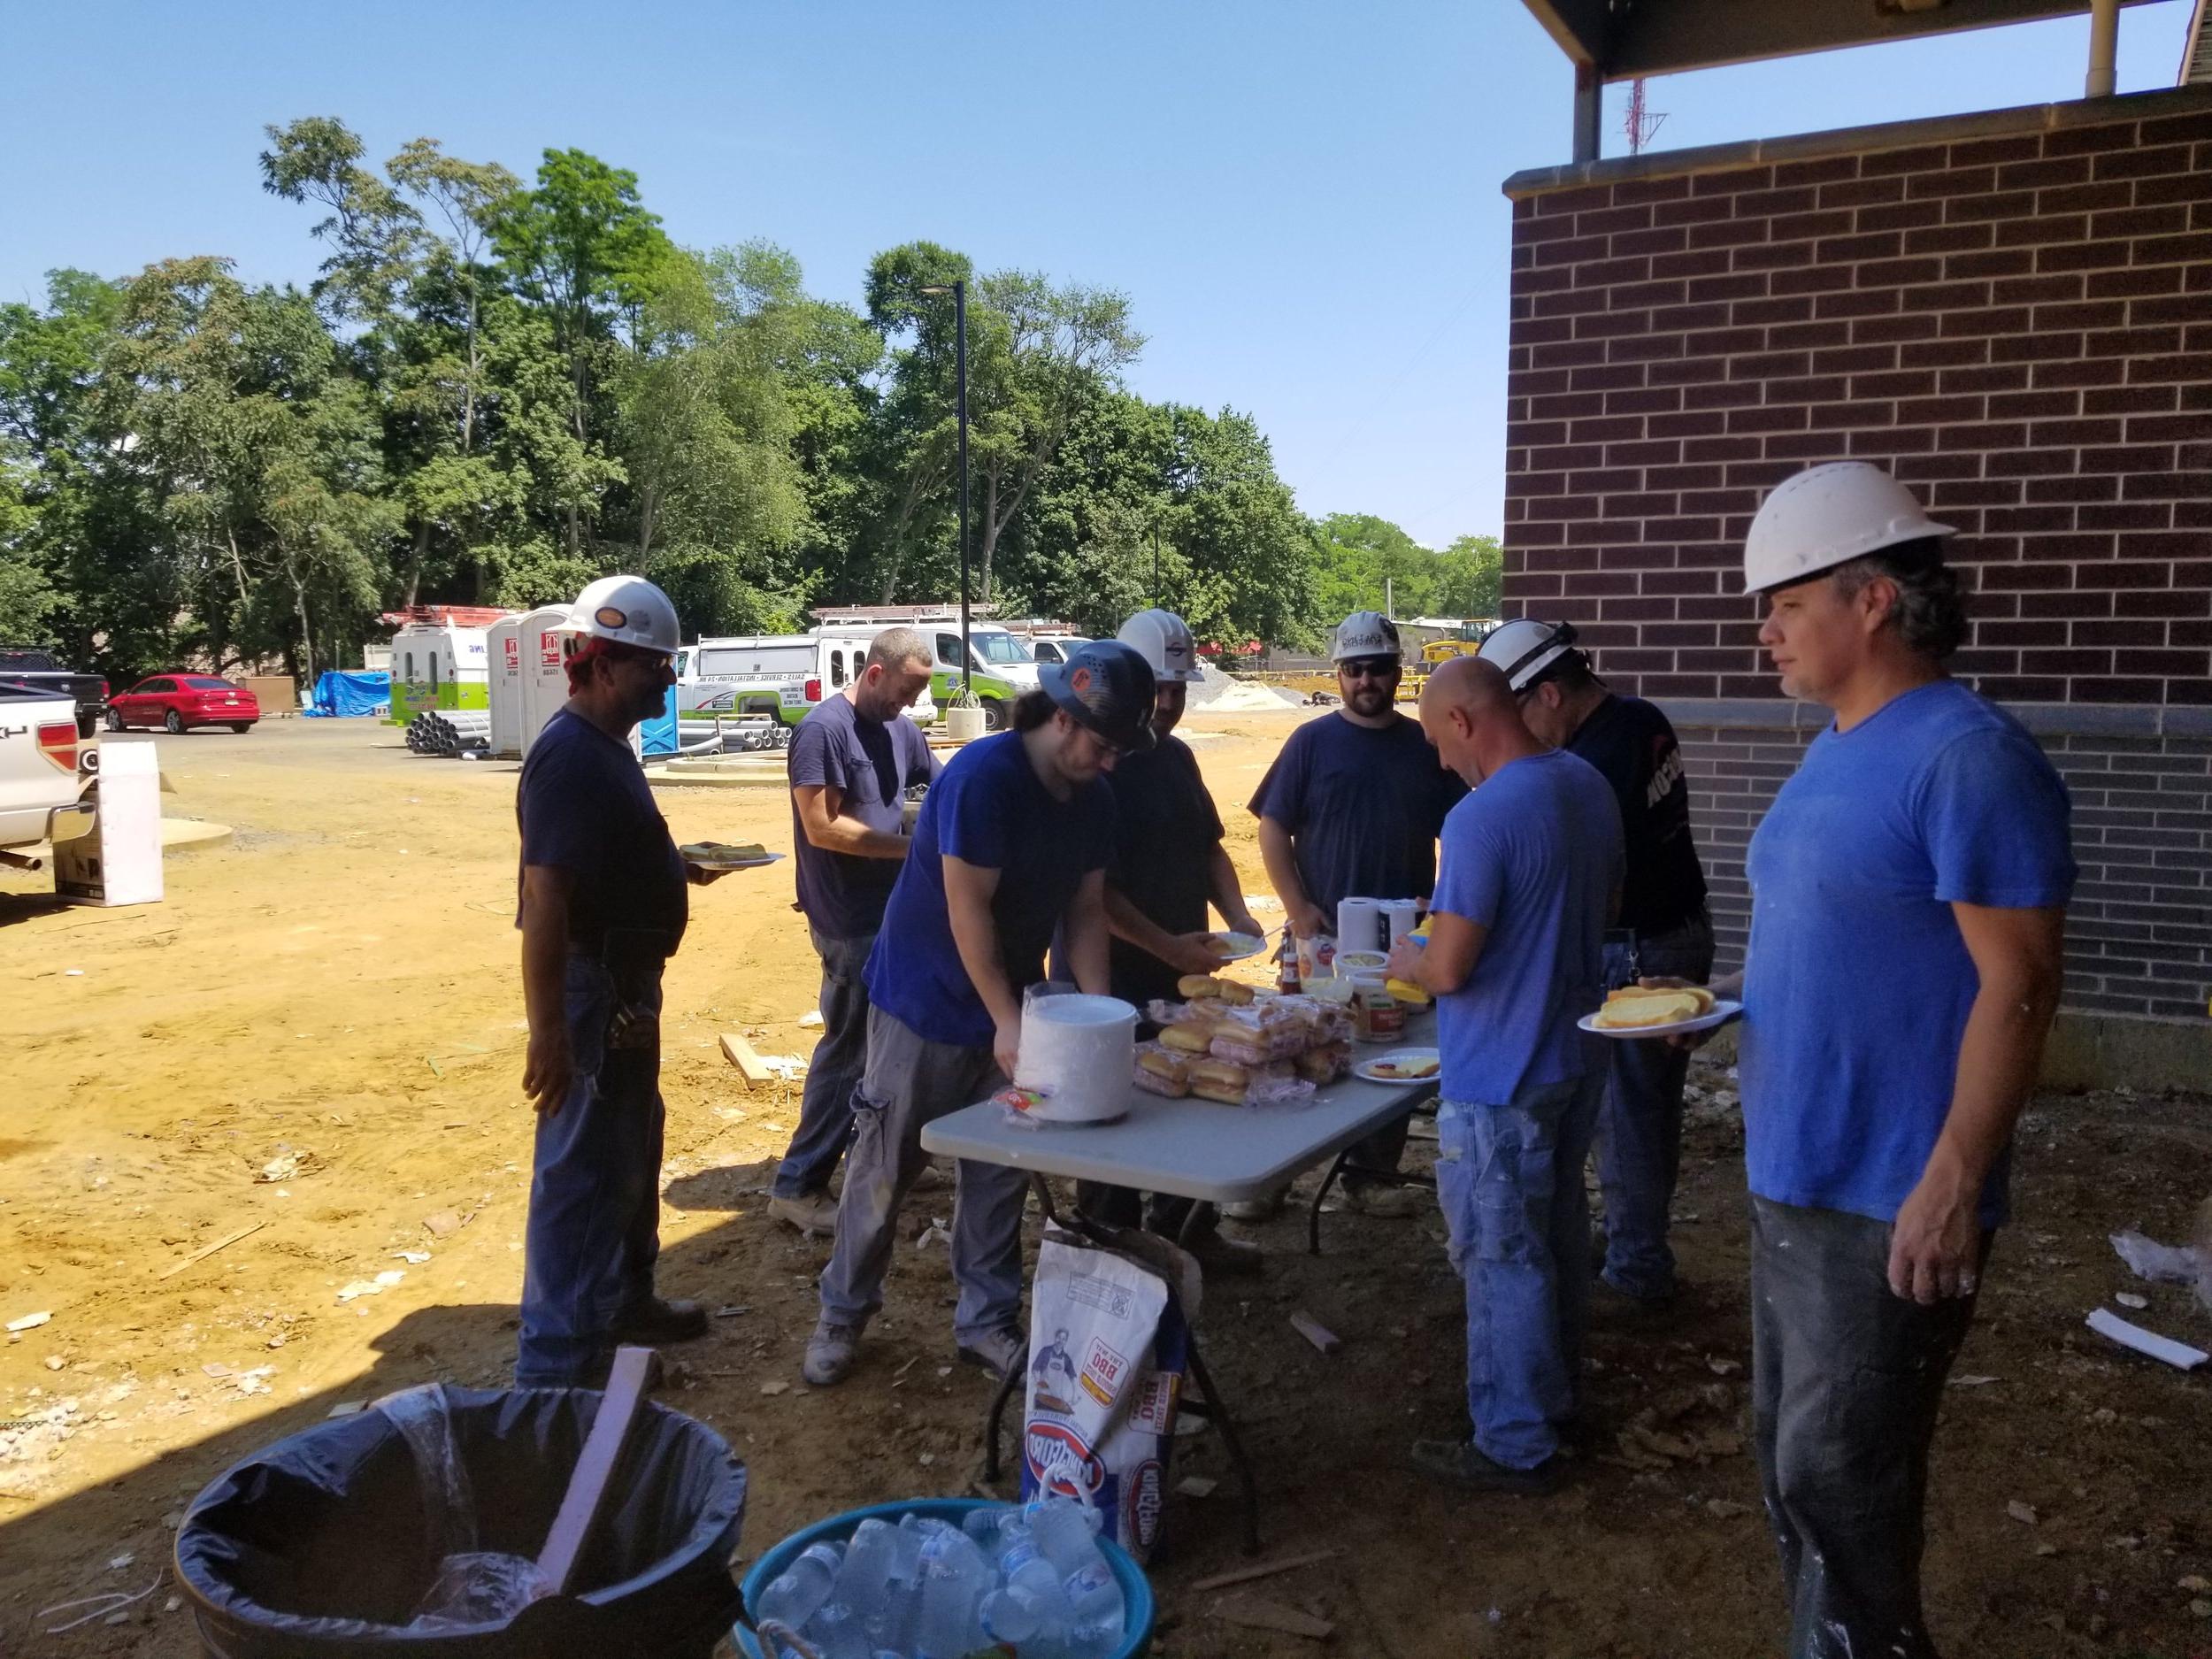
top-left (1502, 88), bottom-right (2212, 1025)
top-left (1502, 91), bottom-right (2212, 706)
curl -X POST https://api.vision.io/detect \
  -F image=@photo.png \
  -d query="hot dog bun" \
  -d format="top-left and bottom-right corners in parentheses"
top-left (1159, 1021), bottom-right (1216, 1053)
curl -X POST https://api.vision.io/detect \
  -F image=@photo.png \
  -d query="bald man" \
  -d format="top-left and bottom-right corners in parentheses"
top-left (1386, 658), bottom-right (1625, 1491)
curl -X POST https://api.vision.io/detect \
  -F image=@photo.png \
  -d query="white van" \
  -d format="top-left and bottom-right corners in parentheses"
top-left (675, 634), bottom-right (940, 731)
top-left (810, 621), bottom-right (1032, 728)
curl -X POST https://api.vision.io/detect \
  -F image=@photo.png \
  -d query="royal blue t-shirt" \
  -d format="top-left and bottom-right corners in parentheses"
top-left (1430, 749), bottom-right (1624, 1105)
top-left (787, 695), bottom-right (939, 941)
top-left (864, 732), bottom-right (1116, 1048)
top-left (1740, 680), bottom-right (2076, 1228)
top-left (1248, 711), bottom-right (1467, 912)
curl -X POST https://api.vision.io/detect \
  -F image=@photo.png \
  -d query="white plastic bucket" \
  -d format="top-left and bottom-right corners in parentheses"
top-left (1014, 988), bottom-right (1138, 1124)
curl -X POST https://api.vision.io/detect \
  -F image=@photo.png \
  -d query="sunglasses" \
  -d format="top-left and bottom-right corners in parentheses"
top-left (1340, 658), bottom-right (1399, 680)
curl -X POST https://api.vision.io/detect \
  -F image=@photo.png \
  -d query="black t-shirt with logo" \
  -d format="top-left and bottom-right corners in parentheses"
top-left (1565, 693), bottom-right (1708, 935)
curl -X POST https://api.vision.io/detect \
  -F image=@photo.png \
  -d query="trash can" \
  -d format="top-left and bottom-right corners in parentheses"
top-left (175, 1384), bottom-right (746, 1659)
top-left (732, 1497), bottom-right (1155, 1659)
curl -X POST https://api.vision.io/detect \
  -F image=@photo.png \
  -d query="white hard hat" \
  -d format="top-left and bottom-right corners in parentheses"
top-left (557, 574), bottom-right (680, 655)
top-left (1478, 618), bottom-right (1584, 693)
top-left (1118, 608), bottom-right (1203, 683)
top-left (1743, 463), bottom-right (1955, 596)
top-left (1331, 611), bottom-right (1401, 662)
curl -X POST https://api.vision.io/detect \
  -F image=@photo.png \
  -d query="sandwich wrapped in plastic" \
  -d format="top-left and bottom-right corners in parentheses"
top-left (1132, 1041), bottom-right (1191, 1098)
top-left (1244, 1072), bottom-right (1318, 1110)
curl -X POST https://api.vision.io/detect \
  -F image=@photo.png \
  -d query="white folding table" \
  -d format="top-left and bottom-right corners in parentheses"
top-left (919, 1013), bottom-right (1442, 1551)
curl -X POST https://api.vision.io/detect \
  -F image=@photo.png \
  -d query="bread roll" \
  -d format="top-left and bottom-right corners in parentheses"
top-left (1133, 1066), bottom-right (1189, 1098)
top-left (1178, 974), bottom-right (1223, 999)
top-left (1189, 1076), bottom-right (1248, 1106)
top-left (1591, 988), bottom-right (1703, 1030)
top-left (1159, 1021), bottom-right (1215, 1054)
top-left (1215, 979), bottom-right (1256, 1007)
top-left (1137, 1048), bottom-right (1189, 1084)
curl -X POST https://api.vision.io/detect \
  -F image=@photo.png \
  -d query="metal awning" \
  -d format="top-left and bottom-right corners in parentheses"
top-left (1517, 0), bottom-right (2163, 160)
top-left (1518, 0), bottom-right (2162, 81)
top-left (2185, 0), bottom-right (2211, 81)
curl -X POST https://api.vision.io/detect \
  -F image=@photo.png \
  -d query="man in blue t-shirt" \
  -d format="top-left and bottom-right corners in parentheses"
top-left (1725, 464), bottom-right (2074, 1657)
top-left (804, 641), bottom-right (1160, 1387)
top-left (771, 628), bottom-right (940, 1236)
top-left (1248, 611), bottom-right (1467, 1217)
top-left (513, 576), bottom-right (733, 1387)
top-left (1385, 657), bottom-right (1623, 1492)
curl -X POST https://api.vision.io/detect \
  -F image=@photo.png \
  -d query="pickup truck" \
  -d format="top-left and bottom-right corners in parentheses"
top-left (0, 648), bottom-right (109, 738)
top-left (0, 684), bottom-right (86, 851)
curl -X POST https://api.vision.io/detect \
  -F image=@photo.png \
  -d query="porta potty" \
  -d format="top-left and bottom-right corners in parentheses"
top-left (488, 615), bottom-right (528, 758)
top-left (488, 607), bottom-right (574, 759)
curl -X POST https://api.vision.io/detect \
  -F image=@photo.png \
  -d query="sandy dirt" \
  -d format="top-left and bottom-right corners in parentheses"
top-left (2, 713), bottom-right (2208, 1656)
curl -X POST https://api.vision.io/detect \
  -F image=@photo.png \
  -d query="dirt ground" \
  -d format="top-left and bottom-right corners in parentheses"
top-left (2, 712), bottom-right (2208, 1658)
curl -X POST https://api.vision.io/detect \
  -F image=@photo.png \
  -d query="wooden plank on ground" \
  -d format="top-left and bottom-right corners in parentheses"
top-left (157, 1222), bottom-right (266, 1280)
top-left (1210, 1595), bottom-right (1335, 1640)
top-left (720, 1033), bottom-right (773, 1087)
top-left (1188, 1548), bottom-right (1338, 1594)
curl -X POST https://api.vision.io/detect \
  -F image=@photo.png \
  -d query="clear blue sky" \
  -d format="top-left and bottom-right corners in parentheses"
top-left (1, 1), bottom-right (2193, 549)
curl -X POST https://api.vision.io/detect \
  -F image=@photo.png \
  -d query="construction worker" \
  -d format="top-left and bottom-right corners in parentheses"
top-left (1386, 657), bottom-right (1622, 1491)
top-left (1729, 463), bottom-right (2072, 1655)
top-left (1245, 611), bottom-right (1467, 1219)
top-left (514, 574), bottom-right (726, 1386)
top-left (771, 626), bottom-right (941, 1235)
top-left (1074, 608), bottom-right (1266, 1272)
top-left (1479, 618), bottom-right (1712, 1309)
top-left (804, 640), bottom-right (1159, 1386)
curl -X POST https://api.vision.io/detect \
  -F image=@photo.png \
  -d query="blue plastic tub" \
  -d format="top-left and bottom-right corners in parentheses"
top-left (733, 1496), bottom-right (1155, 1658)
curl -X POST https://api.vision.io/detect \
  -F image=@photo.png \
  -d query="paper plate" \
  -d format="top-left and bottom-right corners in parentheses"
top-left (1208, 932), bottom-right (1268, 963)
top-left (1353, 1048), bottom-right (1441, 1085)
top-left (1578, 998), bottom-right (1743, 1040)
top-left (680, 842), bottom-right (784, 871)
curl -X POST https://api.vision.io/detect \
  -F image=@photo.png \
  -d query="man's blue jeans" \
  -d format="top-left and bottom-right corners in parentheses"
top-left (1594, 913), bottom-right (1715, 1302)
top-left (1434, 1070), bottom-right (1604, 1470)
top-left (773, 926), bottom-right (876, 1200)
top-left (517, 956), bottom-right (664, 1386)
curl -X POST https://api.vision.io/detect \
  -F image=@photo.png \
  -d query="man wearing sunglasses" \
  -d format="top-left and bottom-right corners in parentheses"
top-left (1478, 618), bottom-right (1713, 1311)
top-left (1246, 611), bottom-right (1469, 1219)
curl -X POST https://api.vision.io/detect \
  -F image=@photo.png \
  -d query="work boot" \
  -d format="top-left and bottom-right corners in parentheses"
top-left (1342, 1181), bottom-right (1423, 1219)
top-left (1410, 1439), bottom-right (1561, 1494)
top-left (610, 1296), bottom-right (709, 1345)
top-left (956, 1325), bottom-right (1027, 1381)
top-left (770, 1193), bottom-right (840, 1236)
top-left (1183, 1230), bottom-right (1264, 1279)
top-left (803, 1317), bottom-right (864, 1386)
top-left (1221, 1188), bottom-right (1286, 1223)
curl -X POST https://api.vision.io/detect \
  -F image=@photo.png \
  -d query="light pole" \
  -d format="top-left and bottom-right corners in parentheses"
top-left (920, 281), bottom-right (971, 696)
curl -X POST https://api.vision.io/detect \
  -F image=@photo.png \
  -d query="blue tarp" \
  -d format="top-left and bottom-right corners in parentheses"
top-left (640, 685), bottom-right (679, 757)
top-left (303, 669), bottom-right (391, 718)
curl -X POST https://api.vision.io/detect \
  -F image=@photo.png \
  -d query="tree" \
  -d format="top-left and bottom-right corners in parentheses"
top-left (1434, 533), bottom-right (1503, 617)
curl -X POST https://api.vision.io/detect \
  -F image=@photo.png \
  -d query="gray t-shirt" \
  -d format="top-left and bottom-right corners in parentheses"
top-left (787, 695), bottom-right (938, 939)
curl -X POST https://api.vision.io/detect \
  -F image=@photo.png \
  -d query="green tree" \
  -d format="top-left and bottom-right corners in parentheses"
top-left (1433, 532), bottom-right (1503, 617)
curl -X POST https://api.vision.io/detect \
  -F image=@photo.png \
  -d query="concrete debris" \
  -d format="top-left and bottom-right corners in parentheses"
top-left (6, 1311), bottom-right (53, 1333)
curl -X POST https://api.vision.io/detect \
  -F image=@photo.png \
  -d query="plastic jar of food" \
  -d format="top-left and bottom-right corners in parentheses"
top-left (1350, 974), bottom-right (1403, 1043)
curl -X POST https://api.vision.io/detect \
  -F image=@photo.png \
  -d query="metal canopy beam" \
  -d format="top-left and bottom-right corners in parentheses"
top-left (1517, 0), bottom-right (2162, 82)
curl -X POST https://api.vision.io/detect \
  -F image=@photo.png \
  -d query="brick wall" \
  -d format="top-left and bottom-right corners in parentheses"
top-left (1501, 86), bottom-right (2212, 1027)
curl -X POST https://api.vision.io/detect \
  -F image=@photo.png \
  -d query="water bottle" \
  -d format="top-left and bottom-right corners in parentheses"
top-left (961, 1504), bottom-right (1010, 1548)
top-left (757, 1540), bottom-right (844, 1632)
top-left (803, 1600), bottom-right (871, 1659)
top-left (859, 1576), bottom-right (916, 1655)
top-left (831, 1518), bottom-right (898, 1612)
top-left (911, 1531), bottom-right (990, 1659)
top-left (889, 1513), bottom-right (931, 1586)
top-left (1062, 1551), bottom-right (1125, 1631)
top-left (1024, 1496), bottom-right (1105, 1575)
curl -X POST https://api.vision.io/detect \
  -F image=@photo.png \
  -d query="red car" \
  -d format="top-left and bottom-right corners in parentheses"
top-left (105, 674), bottom-right (261, 734)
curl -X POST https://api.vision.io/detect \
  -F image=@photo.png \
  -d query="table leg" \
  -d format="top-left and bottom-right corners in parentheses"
top-left (1306, 1148), bottom-right (1352, 1256)
top-left (982, 1355), bottom-right (1024, 1484)
top-left (1180, 1331), bottom-right (1261, 1555)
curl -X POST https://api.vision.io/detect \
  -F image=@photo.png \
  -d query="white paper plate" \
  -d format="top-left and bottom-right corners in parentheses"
top-left (1208, 932), bottom-right (1268, 963)
top-left (1353, 1048), bottom-right (1441, 1085)
top-left (1578, 998), bottom-right (1743, 1040)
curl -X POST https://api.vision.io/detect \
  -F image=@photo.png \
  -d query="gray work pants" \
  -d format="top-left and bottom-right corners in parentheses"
top-left (1750, 1196), bottom-right (1991, 1659)
top-left (818, 1007), bottom-right (1031, 1345)
top-left (772, 926), bottom-right (875, 1199)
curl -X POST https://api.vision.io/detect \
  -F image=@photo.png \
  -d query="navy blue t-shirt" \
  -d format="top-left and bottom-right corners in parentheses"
top-left (788, 695), bottom-right (939, 940)
top-left (515, 706), bottom-right (687, 956)
top-left (1104, 735), bottom-right (1225, 1007)
top-left (1248, 711), bottom-right (1467, 913)
top-left (1740, 680), bottom-right (2075, 1228)
top-left (1566, 694), bottom-right (1708, 935)
top-left (864, 732), bottom-right (1117, 1048)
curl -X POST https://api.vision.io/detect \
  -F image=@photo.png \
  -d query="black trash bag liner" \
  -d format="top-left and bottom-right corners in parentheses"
top-left (174, 1384), bottom-right (746, 1658)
